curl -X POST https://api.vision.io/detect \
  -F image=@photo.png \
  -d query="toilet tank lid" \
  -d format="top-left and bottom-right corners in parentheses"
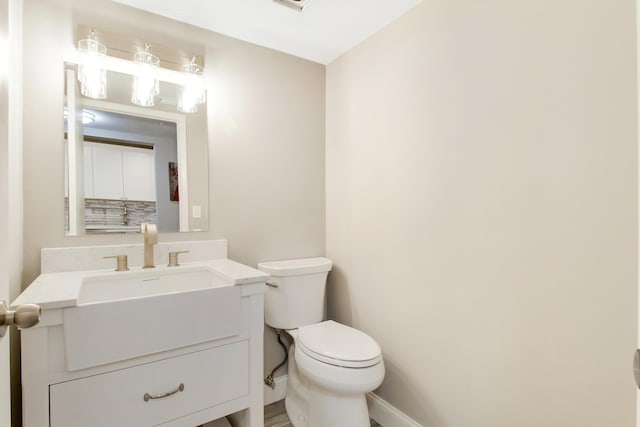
top-left (257, 257), bottom-right (333, 277)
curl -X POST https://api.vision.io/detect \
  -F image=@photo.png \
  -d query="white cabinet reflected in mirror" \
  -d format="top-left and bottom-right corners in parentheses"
top-left (64, 63), bottom-right (208, 235)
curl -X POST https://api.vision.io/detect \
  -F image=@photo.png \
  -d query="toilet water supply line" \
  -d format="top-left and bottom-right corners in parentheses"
top-left (265, 328), bottom-right (292, 389)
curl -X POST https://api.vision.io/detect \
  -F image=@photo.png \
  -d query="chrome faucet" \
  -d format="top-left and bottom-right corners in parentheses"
top-left (140, 223), bottom-right (158, 268)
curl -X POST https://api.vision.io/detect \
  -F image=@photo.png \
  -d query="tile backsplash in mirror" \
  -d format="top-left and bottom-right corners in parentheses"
top-left (85, 199), bottom-right (157, 233)
top-left (64, 198), bottom-right (157, 234)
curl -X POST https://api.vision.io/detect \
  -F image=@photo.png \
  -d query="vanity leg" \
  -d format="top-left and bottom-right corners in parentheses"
top-left (227, 291), bottom-right (264, 427)
top-left (21, 328), bottom-right (49, 427)
top-left (245, 403), bottom-right (264, 427)
top-left (248, 294), bottom-right (264, 427)
top-left (228, 405), bottom-right (263, 427)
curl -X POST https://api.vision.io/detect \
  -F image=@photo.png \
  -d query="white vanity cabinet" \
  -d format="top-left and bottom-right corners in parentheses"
top-left (86, 141), bottom-right (156, 201)
top-left (17, 257), bottom-right (267, 427)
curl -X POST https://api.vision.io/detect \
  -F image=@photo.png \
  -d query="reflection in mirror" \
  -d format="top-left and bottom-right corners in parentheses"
top-left (64, 63), bottom-right (208, 235)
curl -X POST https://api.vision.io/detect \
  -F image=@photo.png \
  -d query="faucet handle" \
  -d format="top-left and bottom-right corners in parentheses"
top-left (103, 255), bottom-right (129, 271)
top-left (168, 251), bottom-right (189, 267)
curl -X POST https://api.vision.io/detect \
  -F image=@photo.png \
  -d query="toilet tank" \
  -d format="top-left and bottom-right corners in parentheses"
top-left (257, 257), bottom-right (333, 330)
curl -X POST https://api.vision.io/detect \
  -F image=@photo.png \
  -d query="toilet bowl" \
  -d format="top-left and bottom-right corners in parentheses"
top-left (258, 258), bottom-right (385, 427)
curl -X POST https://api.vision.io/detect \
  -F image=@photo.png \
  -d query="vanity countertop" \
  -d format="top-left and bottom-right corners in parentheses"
top-left (12, 258), bottom-right (269, 310)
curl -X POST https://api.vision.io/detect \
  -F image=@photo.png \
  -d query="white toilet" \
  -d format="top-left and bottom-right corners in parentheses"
top-left (258, 257), bottom-right (384, 427)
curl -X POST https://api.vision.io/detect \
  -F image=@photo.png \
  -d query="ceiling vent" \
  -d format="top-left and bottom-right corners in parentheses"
top-left (273, 0), bottom-right (313, 12)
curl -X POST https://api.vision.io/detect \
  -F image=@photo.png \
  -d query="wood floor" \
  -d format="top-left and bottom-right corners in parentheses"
top-left (264, 401), bottom-right (382, 427)
top-left (264, 400), bottom-right (292, 427)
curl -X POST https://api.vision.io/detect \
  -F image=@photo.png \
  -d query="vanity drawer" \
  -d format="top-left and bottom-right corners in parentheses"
top-left (50, 340), bottom-right (249, 427)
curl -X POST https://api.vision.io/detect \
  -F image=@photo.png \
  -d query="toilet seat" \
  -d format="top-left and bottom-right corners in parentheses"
top-left (297, 320), bottom-right (382, 368)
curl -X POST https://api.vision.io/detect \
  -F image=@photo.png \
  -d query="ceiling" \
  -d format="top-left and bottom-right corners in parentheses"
top-left (83, 109), bottom-right (177, 142)
top-left (111, 0), bottom-right (422, 64)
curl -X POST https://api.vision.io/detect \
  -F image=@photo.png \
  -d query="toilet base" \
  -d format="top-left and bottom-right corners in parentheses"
top-left (308, 385), bottom-right (369, 427)
top-left (286, 381), bottom-right (370, 427)
top-left (285, 344), bottom-right (309, 427)
top-left (286, 342), bottom-right (380, 427)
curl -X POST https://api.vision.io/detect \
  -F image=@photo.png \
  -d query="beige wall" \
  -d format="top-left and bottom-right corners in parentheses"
top-left (21, 0), bottom-right (325, 388)
top-left (326, 1), bottom-right (637, 426)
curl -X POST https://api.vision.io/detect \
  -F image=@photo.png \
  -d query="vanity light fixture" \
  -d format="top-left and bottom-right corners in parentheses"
top-left (76, 30), bottom-right (107, 99)
top-left (131, 44), bottom-right (160, 107)
top-left (177, 57), bottom-right (206, 113)
top-left (73, 29), bottom-right (206, 113)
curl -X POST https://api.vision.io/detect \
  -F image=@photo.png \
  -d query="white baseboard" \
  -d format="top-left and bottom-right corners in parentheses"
top-left (366, 392), bottom-right (423, 427)
top-left (264, 374), bottom-right (288, 406)
top-left (262, 375), bottom-right (420, 427)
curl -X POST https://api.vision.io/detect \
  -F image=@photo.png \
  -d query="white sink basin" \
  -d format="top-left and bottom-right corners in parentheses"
top-left (78, 267), bottom-right (226, 304)
top-left (63, 265), bottom-right (242, 371)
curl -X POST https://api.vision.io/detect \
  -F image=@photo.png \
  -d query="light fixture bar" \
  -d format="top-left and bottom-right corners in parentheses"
top-left (70, 52), bottom-right (205, 88)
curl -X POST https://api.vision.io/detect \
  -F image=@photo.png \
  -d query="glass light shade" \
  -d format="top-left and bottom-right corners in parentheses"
top-left (177, 61), bottom-right (206, 113)
top-left (77, 38), bottom-right (107, 99)
top-left (132, 49), bottom-right (160, 107)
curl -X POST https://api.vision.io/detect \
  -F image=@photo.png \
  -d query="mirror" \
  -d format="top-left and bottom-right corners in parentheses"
top-left (64, 63), bottom-right (208, 235)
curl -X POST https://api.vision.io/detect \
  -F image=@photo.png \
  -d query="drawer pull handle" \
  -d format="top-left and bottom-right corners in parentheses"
top-left (143, 383), bottom-right (185, 402)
